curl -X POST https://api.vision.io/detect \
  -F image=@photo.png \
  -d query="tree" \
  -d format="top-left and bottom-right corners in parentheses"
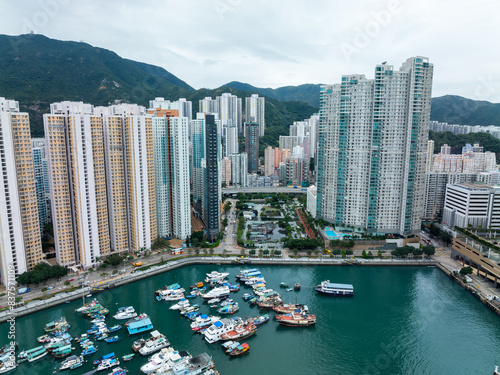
top-left (249, 249), bottom-right (256, 257)
top-left (460, 266), bottom-right (473, 275)
top-left (307, 249), bottom-right (312, 257)
top-left (362, 250), bottom-right (367, 259)
top-left (258, 249), bottom-right (263, 258)
top-left (105, 254), bottom-right (123, 266)
top-left (263, 249), bottom-right (269, 257)
top-left (422, 245), bottom-right (436, 257)
top-left (209, 248), bottom-right (214, 256)
top-left (224, 201), bottom-right (232, 214)
top-left (64, 280), bottom-right (70, 286)
top-left (112, 270), bottom-right (118, 275)
top-left (413, 247), bottom-right (423, 257)
top-left (368, 251), bottom-right (373, 258)
top-left (100, 273), bottom-right (109, 278)
top-left (346, 249), bottom-right (353, 256)
top-left (152, 236), bottom-right (170, 250)
top-left (378, 249), bottom-right (382, 258)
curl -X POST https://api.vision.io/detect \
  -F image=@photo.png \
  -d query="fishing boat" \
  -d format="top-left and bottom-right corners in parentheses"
top-left (26, 346), bottom-right (48, 362)
top-left (251, 314), bottom-right (270, 326)
top-left (52, 344), bottom-right (73, 358)
top-left (275, 311), bottom-right (316, 327)
top-left (315, 280), bottom-right (354, 296)
top-left (221, 341), bottom-right (240, 353)
top-left (96, 333), bottom-right (108, 341)
top-left (37, 334), bottom-right (51, 343)
top-left (122, 353), bottom-right (135, 361)
top-left (113, 306), bottom-right (137, 320)
top-left (104, 336), bottom-right (120, 343)
top-left (220, 323), bottom-right (257, 341)
top-left (107, 367), bottom-right (128, 375)
top-left (59, 355), bottom-right (84, 370)
top-left (93, 352), bottom-right (115, 365)
top-left (244, 277), bottom-right (265, 286)
top-left (273, 303), bottom-right (308, 314)
top-left (44, 317), bottom-right (70, 332)
top-left (185, 311), bottom-right (202, 321)
top-left (228, 342), bottom-right (249, 357)
top-left (96, 357), bottom-right (120, 371)
top-left (108, 325), bottom-right (122, 333)
top-left (217, 303), bottom-right (239, 315)
top-left (242, 293), bottom-right (254, 301)
top-left (190, 282), bottom-right (204, 289)
top-left (280, 282), bottom-right (289, 288)
top-left (294, 283), bottom-right (301, 291)
top-left (81, 345), bottom-right (97, 356)
top-left (236, 269), bottom-right (261, 280)
top-left (138, 330), bottom-right (169, 355)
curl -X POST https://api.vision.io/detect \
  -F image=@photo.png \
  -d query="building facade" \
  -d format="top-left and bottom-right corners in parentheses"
top-left (245, 94), bottom-right (265, 136)
top-left (245, 122), bottom-right (259, 174)
top-left (0, 98), bottom-right (43, 284)
top-left (317, 57), bottom-right (433, 236)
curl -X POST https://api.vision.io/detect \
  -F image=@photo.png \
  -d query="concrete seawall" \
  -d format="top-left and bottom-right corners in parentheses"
top-left (0, 257), bottom-right (437, 323)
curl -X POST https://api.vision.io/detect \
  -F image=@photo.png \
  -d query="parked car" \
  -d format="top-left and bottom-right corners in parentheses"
top-left (66, 278), bottom-right (74, 282)
top-left (47, 286), bottom-right (55, 290)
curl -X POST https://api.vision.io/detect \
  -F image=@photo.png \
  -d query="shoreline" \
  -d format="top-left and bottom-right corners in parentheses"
top-left (2, 256), bottom-right (498, 323)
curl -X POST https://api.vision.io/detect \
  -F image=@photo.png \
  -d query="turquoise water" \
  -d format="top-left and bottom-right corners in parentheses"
top-left (325, 227), bottom-right (343, 240)
top-left (1, 265), bottom-right (500, 374)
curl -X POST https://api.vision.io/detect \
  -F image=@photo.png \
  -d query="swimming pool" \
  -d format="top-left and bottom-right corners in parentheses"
top-left (325, 227), bottom-right (345, 240)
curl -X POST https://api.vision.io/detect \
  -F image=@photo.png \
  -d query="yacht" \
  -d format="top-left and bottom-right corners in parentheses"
top-left (139, 347), bottom-right (179, 374)
top-left (0, 360), bottom-right (16, 374)
top-left (204, 271), bottom-right (229, 284)
top-left (169, 353), bottom-right (215, 375)
top-left (200, 286), bottom-right (230, 300)
top-left (190, 315), bottom-right (220, 331)
top-left (204, 319), bottom-right (237, 344)
top-left (139, 330), bottom-right (170, 355)
top-left (315, 280), bottom-right (354, 296)
top-left (152, 351), bottom-right (191, 374)
top-left (59, 355), bottom-right (84, 370)
top-left (169, 299), bottom-right (190, 310)
top-left (96, 357), bottom-right (120, 371)
top-left (113, 306), bottom-right (138, 320)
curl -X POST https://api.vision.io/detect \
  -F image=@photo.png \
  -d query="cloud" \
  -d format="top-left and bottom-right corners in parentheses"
top-left (0, 0), bottom-right (499, 101)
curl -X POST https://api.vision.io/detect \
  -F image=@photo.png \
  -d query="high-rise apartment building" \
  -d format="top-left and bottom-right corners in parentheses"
top-left (264, 146), bottom-right (275, 176)
top-left (222, 157), bottom-right (232, 186)
top-left (245, 122), bottom-right (259, 174)
top-left (149, 108), bottom-right (191, 240)
top-left (192, 113), bottom-right (221, 242)
top-left (245, 94), bottom-right (265, 136)
top-left (0, 98), bottom-right (43, 284)
top-left (426, 140), bottom-right (434, 172)
top-left (274, 148), bottom-right (282, 169)
top-left (317, 57), bottom-right (434, 236)
top-left (229, 153), bottom-right (248, 187)
top-left (285, 158), bottom-right (309, 187)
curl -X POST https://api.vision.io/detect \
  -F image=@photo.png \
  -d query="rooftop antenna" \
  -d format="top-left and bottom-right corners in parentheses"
top-left (382, 61), bottom-right (387, 65)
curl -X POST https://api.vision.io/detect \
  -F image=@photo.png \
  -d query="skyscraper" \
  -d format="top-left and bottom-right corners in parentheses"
top-left (245, 122), bottom-right (259, 174)
top-left (264, 146), bottom-right (275, 176)
top-left (0, 98), bottom-right (43, 284)
top-left (149, 107), bottom-right (191, 240)
top-left (245, 94), bottom-right (265, 136)
top-left (317, 57), bottom-right (434, 236)
top-left (45, 101), bottom-right (110, 268)
top-left (192, 113), bottom-right (222, 242)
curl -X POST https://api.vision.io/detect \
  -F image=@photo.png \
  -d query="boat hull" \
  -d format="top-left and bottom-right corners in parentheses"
top-left (315, 288), bottom-right (353, 297)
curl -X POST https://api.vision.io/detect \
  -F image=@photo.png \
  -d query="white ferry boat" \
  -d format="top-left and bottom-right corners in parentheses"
top-left (315, 280), bottom-right (354, 296)
top-left (200, 286), bottom-right (230, 300)
top-left (113, 306), bottom-right (138, 320)
top-left (204, 318), bottom-right (236, 344)
top-left (139, 330), bottom-right (170, 355)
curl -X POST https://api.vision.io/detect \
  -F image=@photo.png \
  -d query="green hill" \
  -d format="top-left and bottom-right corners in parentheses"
top-left (430, 95), bottom-right (500, 126)
top-left (0, 34), bottom-right (194, 136)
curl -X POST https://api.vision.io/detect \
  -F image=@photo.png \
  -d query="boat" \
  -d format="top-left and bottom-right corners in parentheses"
top-left (157, 289), bottom-right (185, 302)
top-left (107, 367), bottom-right (128, 375)
top-left (236, 269), bottom-right (260, 280)
top-left (286, 288), bottom-right (293, 292)
top-left (149, 350), bottom-right (192, 374)
top-left (169, 299), bottom-right (190, 310)
top-left (52, 344), bottom-right (73, 358)
top-left (228, 284), bottom-right (240, 292)
top-left (242, 293), bottom-right (254, 301)
top-left (155, 283), bottom-right (183, 296)
top-left (104, 336), bottom-right (120, 343)
top-left (131, 338), bottom-right (145, 352)
top-left (190, 315), bottom-right (220, 331)
top-left (280, 282), bottom-right (289, 288)
top-left (96, 357), bottom-right (120, 371)
top-left (204, 319), bottom-right (237, 344)
top-left (294, 283), bottom-right (301, 291)
top-left (124, 313), bottom-right (149, 326)
top-left (244, 277), bottom-right (265, 285)
top-left (44, 317), bottom-right (70, 332)
top-left (127, 317), bottom-right (153, 335)
top-left (169, 353), bottom-right (215, 374)
top-left (200, 286), bottom-right (230, 300)
top-left (108, 325), bottom-right (122, 333)
top-left (0, 360), bottom-right (16, 373)
top-left (81, 345), bottom-right (97, 356)
top-left (122, 353), bottom-right (135, 361)
top-left (207, 298), bottom-right (220, 305)
top-left (204, 271), bottom-right (229, 284)
top-left (26, 346), bottom-right (48, 362)
top-left (229, 342), bottom-right (249, 357)
top-left (275, 311), bottom-right (316, 327)
top-left (138, 330), bottom-right (169, 355)
top-left (96, 333), bottom-right (108, 341)
top-left (221, 340), bottom-right (240, 353)
top-left (60, 355), bottom-right (84, 370)
top-left (37, 334), bottom-right (51, 343)
top-left (190, 282), bottom-right (204, 289)
top-left (93, 352), bottom-right (116, 365)
top-left (315, 280), bottom-right (354, 296)
top-left (251, 314), bottom-right (270, 326)
top-left (220, 323), bottom-right (257, 341)
top-left (217, 303), bottom-right (239, 315)
top-left (113, 306), bottom-right (137, 320)
top-left (273, 304), bottom-right (308, 314)
top-left (139, 347), bottom-right (178, 374)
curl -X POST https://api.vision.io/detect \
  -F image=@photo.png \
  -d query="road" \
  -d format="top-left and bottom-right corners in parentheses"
top-left (222, 187), bottom-right (307, 195)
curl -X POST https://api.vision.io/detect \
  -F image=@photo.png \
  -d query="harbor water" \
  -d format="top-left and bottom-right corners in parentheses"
top-left (1, 265), bottom-right (500, 374)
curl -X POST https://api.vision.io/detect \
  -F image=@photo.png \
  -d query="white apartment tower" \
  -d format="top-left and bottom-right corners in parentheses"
top-left (0, 98), bottom-right (43, 284)
top-left (317, 57), bottom-right (434, 236)
top-left (245, 94), bottom-right (265, 136)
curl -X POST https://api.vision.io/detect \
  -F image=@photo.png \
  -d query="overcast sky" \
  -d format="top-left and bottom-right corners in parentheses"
top-left (1, 0), bottom-right (500, 101)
